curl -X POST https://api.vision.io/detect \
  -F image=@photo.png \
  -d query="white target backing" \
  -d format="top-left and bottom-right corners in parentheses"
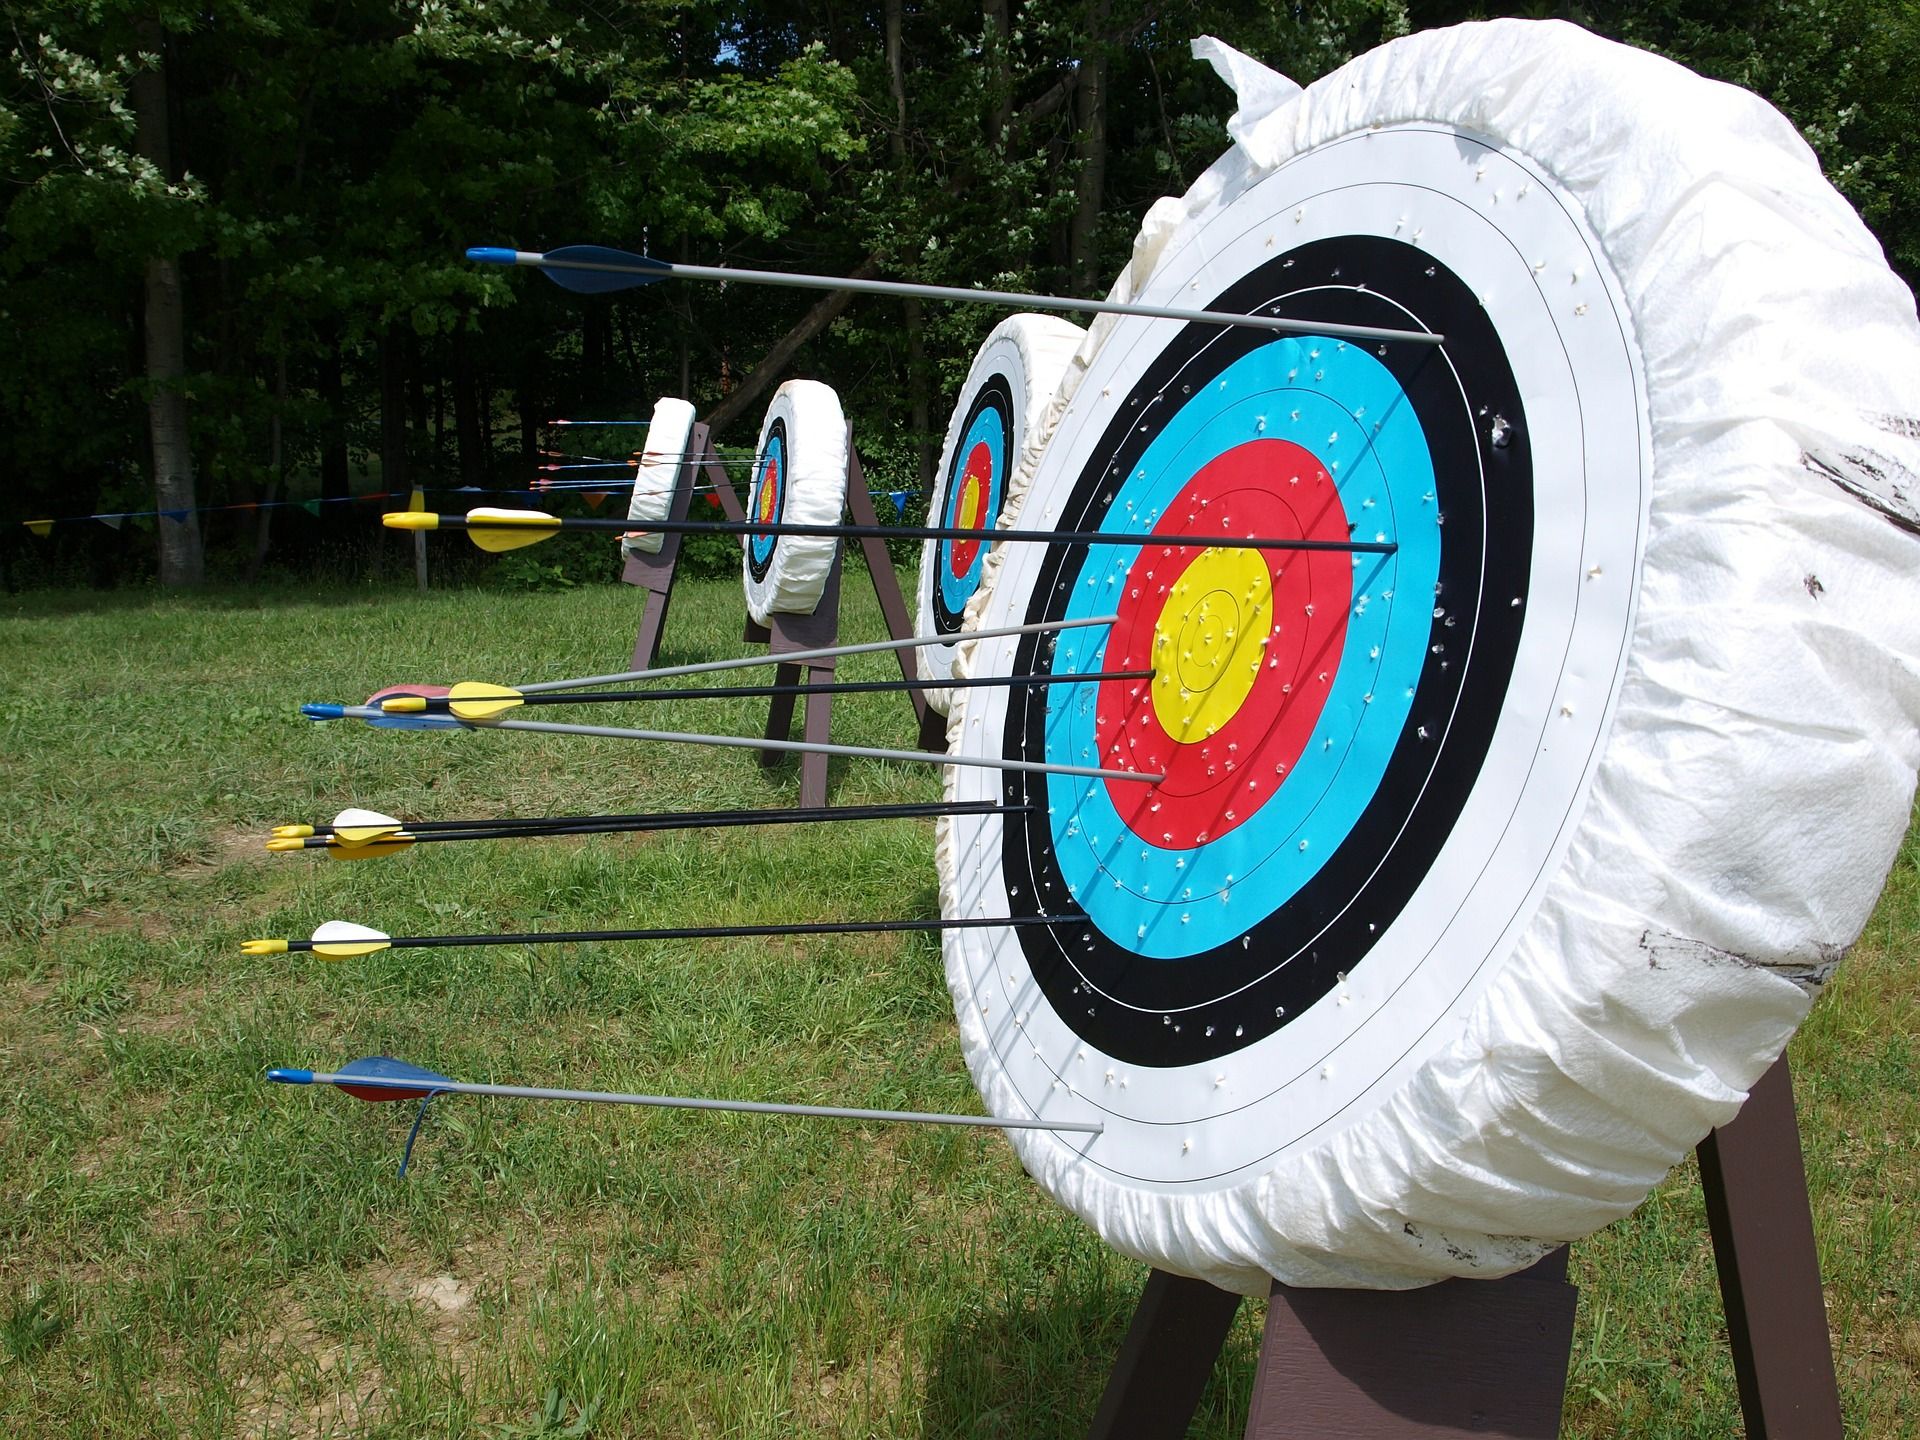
top-left (620, 396), bottom-right (696, 558)
top-left (742, 381), bottom-right (849, 626)
top-left (916, 315), bottom-right (1085, 710)
top-left (938, 21), bottom-right (1920, 1292)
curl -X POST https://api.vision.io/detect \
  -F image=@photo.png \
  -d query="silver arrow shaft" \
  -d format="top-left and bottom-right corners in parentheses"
top-left (517, 251), bottom-right (1444, 347)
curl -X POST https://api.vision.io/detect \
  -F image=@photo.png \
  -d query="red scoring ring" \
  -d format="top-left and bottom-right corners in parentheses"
top-left (946, 441), bottom-right (995, 579)
top-left (1093, 439), bottom-right (1353, 848)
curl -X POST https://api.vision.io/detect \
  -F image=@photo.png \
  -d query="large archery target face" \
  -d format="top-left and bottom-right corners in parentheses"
top-left (944, 126), bottom-right (1650, 1189)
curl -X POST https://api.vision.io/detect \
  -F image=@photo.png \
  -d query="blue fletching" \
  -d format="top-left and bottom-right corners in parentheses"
top-left (466, 246), bottom-right (520, 265)
top-left (266, 1067), bottom-right (313, 1084)
top-left (302, 703), bottom-right (346, 721)
top-left (365, 711), bottom-right (468, 731)
top-left (538, 244), bottom-right (671, 295)
top-left (338, 1055), bottom-right (455, 1092)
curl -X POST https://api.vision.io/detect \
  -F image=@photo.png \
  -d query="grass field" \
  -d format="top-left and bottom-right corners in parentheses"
top-left (1, 575), bottom-right (1914, 1438)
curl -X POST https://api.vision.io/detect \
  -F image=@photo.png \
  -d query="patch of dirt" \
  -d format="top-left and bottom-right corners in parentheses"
top-left (169, 824), bottom-right (270, 877)
top-left (226, 1301), bottom-right (387, 1440)
top-left (792, 1330), bottom-right (912, 1431)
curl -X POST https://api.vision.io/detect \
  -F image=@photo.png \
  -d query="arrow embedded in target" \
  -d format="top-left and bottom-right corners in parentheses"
top-left (305, 666), bottom-right (1155, 725)
top-left (383, 506), bottom-right (1402, 557)
top-left (243, 911), bottom-right (1079, 958)
top-left (268, 1055), bottom-right (1102, 1175)
top-left (469, 243), bottom-right (1445, 346)
top-left (267, 799), bottom-right (1029, 857)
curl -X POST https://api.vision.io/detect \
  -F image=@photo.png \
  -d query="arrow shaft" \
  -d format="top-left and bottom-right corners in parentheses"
top-left (427, 715), bottom-right (1163, 783)
top-left (429, 667), bottom-right (1153, 711)
top-left (293, 913), bottom-right (1069, 951)
top-left (310, 798), bottom-right (1020, 840)
top-left (516, 251), bottom-right (1441, 346)
top-left (295, 1071), bottom-right (1102, 1133)
top-left (513, 613), bottom-right (1116, 693)
top-left (437, 511), bottom-right (1400, 556)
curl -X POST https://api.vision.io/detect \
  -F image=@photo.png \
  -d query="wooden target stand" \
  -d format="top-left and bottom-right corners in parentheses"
top-left (620, 421), bottom-right (746, 670)
top-left (740, 430), bottom-right (942, 808)
top-left (1086, 1054), bottom-right (1841, 1439)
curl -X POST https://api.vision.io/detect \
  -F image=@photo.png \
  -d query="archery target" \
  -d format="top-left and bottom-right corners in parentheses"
top-left (620, 396), bottom-right (696, 558)
top-left (742, 381), bottom-right (849, 626)
top-left (916, 316), bottom-right (1085, 710)
top-left (938, 20), bottom-right (1920, 1293)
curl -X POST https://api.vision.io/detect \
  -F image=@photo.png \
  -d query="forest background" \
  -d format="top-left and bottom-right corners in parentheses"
top-left (3, 0), bottom-right (1915, 590)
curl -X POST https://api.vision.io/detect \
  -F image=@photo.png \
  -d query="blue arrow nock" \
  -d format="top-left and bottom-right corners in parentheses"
top-left (301, 703), bottom-right (346, 721)
top-left (266, 1067), bottom-right (313, 1084)
top-left (466, 246), bottom-right (521, 266)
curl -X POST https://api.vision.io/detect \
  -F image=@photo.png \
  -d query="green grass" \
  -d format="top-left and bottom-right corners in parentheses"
top-left (1, 577), bottom-right (1914, 1437)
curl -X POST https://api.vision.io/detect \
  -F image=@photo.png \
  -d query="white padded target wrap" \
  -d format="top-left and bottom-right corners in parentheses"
top-left (937, 20), bottom-right (1920, 1293)
top-left (916, 315), bottom-right (1085, 711)
top-left (742, 381), bottom-right (849, 626)
top-left (620, 396), bottom-right (697, 558)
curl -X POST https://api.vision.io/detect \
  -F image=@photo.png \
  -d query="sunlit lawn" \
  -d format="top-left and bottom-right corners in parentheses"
top-left (1, 574), bottom-right (1914, 1437)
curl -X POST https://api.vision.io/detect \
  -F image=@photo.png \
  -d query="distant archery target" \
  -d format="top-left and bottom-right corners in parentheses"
top-left (742, 381), bottom-right (849, 626)
top-left (939, 110), bottom-right (1656, 1288)
top-left (917, 316), bottom-right (1084, 709)
top-left (620, 396), bottom-right (697, 558)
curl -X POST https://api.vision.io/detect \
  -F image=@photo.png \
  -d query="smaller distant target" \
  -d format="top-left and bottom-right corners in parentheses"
top-left (741, 381), bottom-right (850, 626)
top-left (621, 396), bottom-right (697, 558)
top-left (916, 315), bottom-right (1084, 709)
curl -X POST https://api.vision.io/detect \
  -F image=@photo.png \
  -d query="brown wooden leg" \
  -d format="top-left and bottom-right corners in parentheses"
top-left (845, 446), bottom-right (931, 732)
top-left (1242, 1249), bottom-right (1576, 1439)
top-left (918, 701), bottom-right (950, 754)
top-left (627, 584), bottom-right (671, 670)
top-left (760, 662), bottom-right (802, 766)
top-left (799, 662), bottom-right (833, 808)
top-left (1086, 1269), bottom-right (1243, 1440)
top-left (1698, 1056), bottom-right (1843, 1439)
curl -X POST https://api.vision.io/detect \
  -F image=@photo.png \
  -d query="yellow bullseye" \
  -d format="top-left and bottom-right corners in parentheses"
top-left (1150, 546), bottom-right (1273, 740)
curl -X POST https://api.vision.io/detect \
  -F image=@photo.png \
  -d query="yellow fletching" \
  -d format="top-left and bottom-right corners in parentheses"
top-left (380, 695), bottom-right (428, 714)
top-left (313, 937), bottom-right (391, 960)
top-left (325, 837), bottom-right (414, 862)
top-left (333, 824), bottom-right (400, 845)
top-left (271, 825), bottom-right (314, 839)
top-left (383, 511), bottom-right (439, 532)
top-left (241, 939), bottom-right (289, 956)
top-left (465, 507), bottom-right (563, 553)
top-left (448, 681), bottom-right (525, 721)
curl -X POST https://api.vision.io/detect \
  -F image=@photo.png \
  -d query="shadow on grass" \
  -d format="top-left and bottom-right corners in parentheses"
top-left (915, 1271), bottom-right (1262, 1439)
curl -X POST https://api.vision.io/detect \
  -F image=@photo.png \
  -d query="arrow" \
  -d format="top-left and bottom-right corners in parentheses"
top-left (244, 911), bottom-right (1077, 958)
top-left (267, 798), bottom-right (1026, 853)
top-left (546, 418), bottom-right (650, 427)
top-left (470, 244), bottom-right (1445, 347)
top-left (269, 1054), bottom-right (1101, 1175)
top-left (323, 666), bottom-right (1152, 724)
top-left (303, 614), bottom-right (1114, 703)
top-left (384, 506), bottom-right (1402, 557)
top-left (299, 710), bottom-right (1161, 783)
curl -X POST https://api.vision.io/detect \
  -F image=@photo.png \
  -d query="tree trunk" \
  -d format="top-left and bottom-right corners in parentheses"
top-left (454, 329), bottom-right (484, 487)
top-left (318, 335), bottom-right (349, 503)
top-left (1067, 7), bottom-right (1111, 294)
top-left (246, 354), bottom-right (287, 583)
top-left (131, 22), bottom-right (203, 585)
top-left (380, 322), bottom-right (409, 495)
top-left (702, 258), bottom-right (882, 439)
top-left (982, 0), bottom-right (1012, 148)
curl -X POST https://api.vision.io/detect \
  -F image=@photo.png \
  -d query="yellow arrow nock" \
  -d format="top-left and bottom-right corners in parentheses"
top-left (271, 825), bottom-right (314, 840)
top-left (382, 511), bottom-right (439, 532)
top-left (241, 938), bottom-right (289, 956)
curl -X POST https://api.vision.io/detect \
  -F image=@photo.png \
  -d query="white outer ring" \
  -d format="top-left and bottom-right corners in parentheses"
top-left (742, 381), bottom-right (849, 626)
top-left (916, 315), bottom-right (1084, 709)
top-left (938, 20), bottom-right (1920, 1292)
top-left (620, 396), bottom-right (697, 558)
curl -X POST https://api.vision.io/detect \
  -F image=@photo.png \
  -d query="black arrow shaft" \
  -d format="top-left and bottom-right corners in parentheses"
top-left (292, 914), bottom-right (1070, 952)
top-left (311, 799), bottom-right (1021, 840)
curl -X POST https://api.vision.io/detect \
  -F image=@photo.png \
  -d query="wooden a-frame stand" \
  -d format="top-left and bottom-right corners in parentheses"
top-left (1087, 1055), bottom-right (1841, 1439)
top-left (621, 421), bottom-right (746, 670)
top-left (741, 430), bottom-right (945, 808)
